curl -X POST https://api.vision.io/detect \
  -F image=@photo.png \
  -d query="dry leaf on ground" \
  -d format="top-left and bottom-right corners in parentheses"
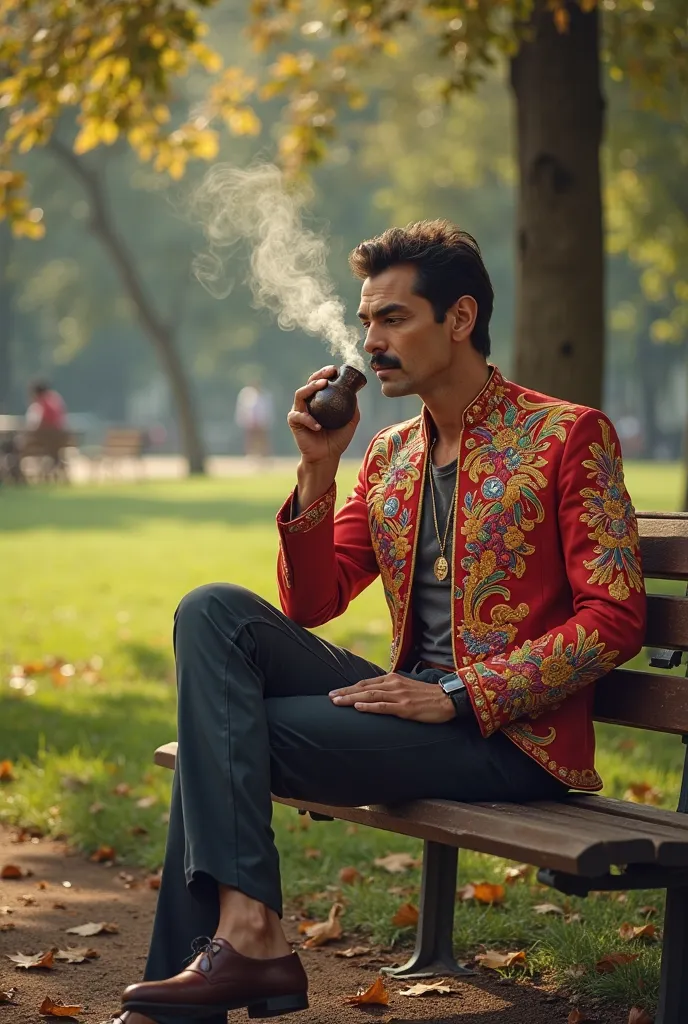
top-left (343, 976), bottom-right (390, 1006)
top-left (89, 846), bottom-right (115, 864)
top-left (136, 796), bottom-right (158, 809)
top-left (19, 894), bottom-right (37, 906)
top-left (628, 1009), bottom-right (653, 1024)
top-left (39, 996), bottom-right (83, 1017)
top-left (54, 948), bottom-right (99, 963)
top-left (0, 989), bottom-right (18, 1003)
top-left (304, 848), bottom-right (321, 860)
top-left (147, 874), bottom-right (161, 891)
top-left (458, 882), bottom-right (505, 905)
top-left (112, 783), bottom-right (131, 797)
top-left (619, 923), bottom-right (658, 941)
top-left (568, 1010), bottom-right (593, 1023)
top-left (0, 761), bottom-right (16, 782)
top-left (0, 923), bottom-right (16, 932)
top-left (7, 950), bottom-right (55, 969)
top-left (66, 922), bottom-right (119, 937)
top-left (0, 906), bottom-right (13, 914)
top-left (373, 852), bottom-right (421, 874)
top-left (52, 902), bottom-right (67, 911)
top-left (391, 902), bottom-right (419, 928)
top-left (638, 905), bottom-right (657, 917)
top-left (299, 903), bottom-right (343, 948)
top-left (533, 903), bottom-right (565, 916)
top-left (338, 867), bottom-right (361, 885)
top-left (475, 950), bottom-right (526, 970)
top-left (335, 946), bottom-right (371, 958)
top-left (1, 864), bottom-right (29, 879)
top-left (564, 965), bottom-right (587, 980)
top-left (504, 863), bottom-right (532, 884)
top-left (595, 952), bottom-right (640, 974)
top-left (624, 783), bottom-right (662, 805)
top-left (399, 982), bottom-right (456, 996)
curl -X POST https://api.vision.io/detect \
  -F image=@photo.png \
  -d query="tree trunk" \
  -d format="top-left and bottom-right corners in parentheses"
top-left (0, 223), bottom-right (15, 413)
top-left (510, 1), bottom-right (605, 408)
top-left (49, 140), bottom-right (206, 475)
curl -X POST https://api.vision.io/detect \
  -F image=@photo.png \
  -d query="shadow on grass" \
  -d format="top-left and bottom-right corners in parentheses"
top-left (0, 690), bottom-right (175, 763)
top-left (0, 487), bottom-right (286, 533)
top-left (120, 641), bottom-right (174, 683)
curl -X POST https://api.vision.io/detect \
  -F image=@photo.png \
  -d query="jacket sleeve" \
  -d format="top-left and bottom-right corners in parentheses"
top-left (275, 448), bottom-right (380, 628)
top-left (461, 409), bottom-right (647, 738)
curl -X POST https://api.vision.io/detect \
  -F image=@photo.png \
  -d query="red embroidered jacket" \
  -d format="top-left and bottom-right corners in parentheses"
top-left (276, 366), bottom-right (646, 791)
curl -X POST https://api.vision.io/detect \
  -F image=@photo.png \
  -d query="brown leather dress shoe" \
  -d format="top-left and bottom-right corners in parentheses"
top-left (122, 937), bottom-right (308, 1019)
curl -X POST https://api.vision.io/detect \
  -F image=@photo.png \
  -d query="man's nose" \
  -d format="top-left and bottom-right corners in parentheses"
top-left (363, 325), bottom-right (387, 355)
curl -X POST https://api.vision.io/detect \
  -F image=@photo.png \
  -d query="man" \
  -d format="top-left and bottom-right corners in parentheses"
top-left (26, 380), bottom-right (67, 430)
top-left (117, 221), bottom-right (646, 1024)
top-left (234, 382), bottom-right (274, 460)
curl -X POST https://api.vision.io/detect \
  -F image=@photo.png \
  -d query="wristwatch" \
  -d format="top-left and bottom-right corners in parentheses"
top-left (438, 672), bottom-right (468, 717)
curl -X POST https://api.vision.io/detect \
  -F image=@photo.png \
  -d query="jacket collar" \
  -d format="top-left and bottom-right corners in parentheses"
top-left (420, 363), bottom-right (505, 441)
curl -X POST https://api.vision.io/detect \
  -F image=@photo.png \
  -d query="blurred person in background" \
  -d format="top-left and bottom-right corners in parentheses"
top-left (26, 379), bottom-right (67, 431)
top-left (234, 382), bottom-right (273, 459)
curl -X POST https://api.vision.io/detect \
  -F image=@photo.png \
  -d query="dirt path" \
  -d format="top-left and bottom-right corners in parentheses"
top-left (0, 828), bottom-right (629, 1024)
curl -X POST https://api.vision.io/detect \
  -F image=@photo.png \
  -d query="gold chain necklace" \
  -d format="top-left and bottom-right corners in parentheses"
top-left (427, 438), bottom-right (458, 582)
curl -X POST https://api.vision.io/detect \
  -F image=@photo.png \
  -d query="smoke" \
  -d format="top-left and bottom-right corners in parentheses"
top-left (190, 163), bottom-right (365, 371)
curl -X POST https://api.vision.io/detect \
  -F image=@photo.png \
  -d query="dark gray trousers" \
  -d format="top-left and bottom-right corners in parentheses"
top-left (144, 583), bottom-right (567, 1017)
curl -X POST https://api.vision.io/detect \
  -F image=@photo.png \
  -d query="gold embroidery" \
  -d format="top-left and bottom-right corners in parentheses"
top-left (580, 418), bottom-right (643, 601)
top-left (287, 487), bottom-right (336, 534)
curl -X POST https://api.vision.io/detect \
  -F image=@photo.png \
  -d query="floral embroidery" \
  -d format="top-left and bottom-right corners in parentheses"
top-left (503, 728), bottom-right (603, 790)
top-left (580, 418), bottom-right (643, 601)
top-left (457, 397), bottom-right (578, 658)
top-left (287, 486), bottom-right (336, 534)
top-left (367, 420), bottom-right (425, 628)
top-left (464, 624), bottom-right (618, 735)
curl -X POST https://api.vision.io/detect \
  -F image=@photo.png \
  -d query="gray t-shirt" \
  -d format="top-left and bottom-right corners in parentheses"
top-left (413, 456), bottom-right (457, 668)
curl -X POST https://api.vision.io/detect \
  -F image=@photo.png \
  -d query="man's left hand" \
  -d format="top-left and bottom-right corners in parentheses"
top-left (329, 673), bottom-right (457, 724)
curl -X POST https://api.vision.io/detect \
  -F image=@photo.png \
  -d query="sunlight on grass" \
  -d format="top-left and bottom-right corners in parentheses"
top-left (0, 458), bottom-right (684, 1013)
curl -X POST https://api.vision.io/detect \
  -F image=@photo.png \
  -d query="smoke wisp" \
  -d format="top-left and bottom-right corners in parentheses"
top-left (190, 163), bottom-right (364, 371)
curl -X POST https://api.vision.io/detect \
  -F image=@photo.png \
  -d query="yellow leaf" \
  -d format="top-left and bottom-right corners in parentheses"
top-left (190, 130), bottom-right (219, 160)
top-left (475, 949), bottom-right (526, 970)
top-left (343, 976), bottom-right (389, 1005)
top-left (73, 124), bottom-right (100, 155)
top-left (100, 121), bottom-right (119, 145)
top-left (226, 107), bottom-right (261, 136)
top-left (299, 902), bottom-right (343, 948)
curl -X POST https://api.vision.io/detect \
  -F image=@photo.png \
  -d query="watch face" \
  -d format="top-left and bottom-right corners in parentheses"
top-left (440, 675), bottom-right (466, 695)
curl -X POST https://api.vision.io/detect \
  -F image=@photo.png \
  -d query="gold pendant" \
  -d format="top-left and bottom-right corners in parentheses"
top-left (434, 556), bottom-right (449, 582)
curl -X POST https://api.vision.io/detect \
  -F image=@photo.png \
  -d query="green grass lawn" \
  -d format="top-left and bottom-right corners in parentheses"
top-left (0, 459), bottom-right (685, 1014)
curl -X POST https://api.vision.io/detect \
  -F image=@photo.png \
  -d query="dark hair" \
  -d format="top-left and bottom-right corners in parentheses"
top-left (31, 380), bottom-right (49, 395)
top-left (349, 220), bottom-right (493, 357)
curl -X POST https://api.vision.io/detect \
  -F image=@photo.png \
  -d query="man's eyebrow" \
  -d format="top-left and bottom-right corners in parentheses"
top-left (356, 302), bottom-right (410, 321)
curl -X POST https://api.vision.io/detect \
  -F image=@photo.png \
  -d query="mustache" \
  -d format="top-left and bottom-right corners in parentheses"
top-left (370, 355), bottom-right (402, 371)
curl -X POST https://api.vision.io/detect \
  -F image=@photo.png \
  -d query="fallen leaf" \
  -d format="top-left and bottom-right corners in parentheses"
top-left (0, 906), bottom-right (13, 914)
top-left (624, 783), bottom-right (662, 805)
top-left (129, 826), bottom-right (148, 837)
top-left (338, 867), bottom-right (361, 885)
top-left (568, 1010), bottom-right (593, 1024)
top-left (533, 902), bottom-right (565, 916)
top-left (300, 903), bottom-right (344, 948)
top-left (113, 783), bottom-right (131, 797)
top-left (0, 761), bottom-right (16, 782)
top-left (39, 996), bottom-right (83, 1017)
top-left (399, 982), bottom-right (456, 996)
top-left (54, 947), bottom-right (99, 964)
top-left (136, 795), bottom-right (157, 809)
top-left (66, 922), bottom-right (119, 937)
top-left (19, 894), bottom-right (37, 906)
top-left (373, 852), bottom-right (421, 874)
top-left (36, 881), bottom-right (49, 890)
top-left (504, 863), bottom-right (531, 884)
top-left (564, 965), bottom-right (587, 979)
top-left (391, 902), bottom-right (419, 928)
top-left (638, 906), bottom-right (658, 917)
top-left (7, 949), bottom-right (55, 969)
top-left (343, 976), bottom-right (390, 1006)
top-left (628, 1009), bottom-right (653, 1024)
top-left (0, 988), bottom-right (17, 1003)
top-left (0, 923), bottom-right (16, 932)
top-left (475, 950), bottom-right (526, 970)
top-left (52, 903), bottom-right (67, 911)
top-left (345, 825), bottom-right (358, 836)
top-left (304, 848), bottom-right (321, 860)
top-left (147, 874), bottom-right (161, 891)
top-left (566, 912), bottom-right (584, 924)
top-left (595, 952), bottom-right (639, 974)
top-left (619, 923), bottom-right (657, 942)
top-left (335, 946), bottom-right (371, 958)
top-left (89, 846), bottom-right (115, 864)
top-left (458, 882), bottom-right (505, 905)
top-left (1, 864), bottom-right (27, 879)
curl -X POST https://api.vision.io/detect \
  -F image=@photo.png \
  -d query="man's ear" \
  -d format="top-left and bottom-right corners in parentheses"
top-left (449, 296), bottom-right (478, 341)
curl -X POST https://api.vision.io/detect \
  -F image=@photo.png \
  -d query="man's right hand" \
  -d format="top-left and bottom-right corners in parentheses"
top-left (287, 366), bottom-right (360, 466)
top-left (288, 366), bottom-right (361, 514)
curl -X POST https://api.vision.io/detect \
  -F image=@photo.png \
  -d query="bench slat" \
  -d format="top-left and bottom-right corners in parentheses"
top-left (638, 514), bottom-right (688, 579)
top-left (593, 668), bottom-right (688, 734)
top-left (645, 595), bottom-right (688, 650)
top-left (568, 794), bottom-right (688, 828)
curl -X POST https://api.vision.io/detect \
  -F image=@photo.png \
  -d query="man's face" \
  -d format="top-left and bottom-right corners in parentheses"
top-left (357, 264), bottom-right (454, 399)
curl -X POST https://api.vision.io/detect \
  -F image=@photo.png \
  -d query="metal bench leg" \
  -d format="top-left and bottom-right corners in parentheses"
top-left (381, 840), bottom-right (474, 979)
top-left (656, 885), bottom-right (688, 1024)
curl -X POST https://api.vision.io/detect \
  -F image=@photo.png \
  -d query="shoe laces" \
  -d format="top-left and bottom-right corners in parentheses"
top-left (186, 936), bottom-right (223, 972)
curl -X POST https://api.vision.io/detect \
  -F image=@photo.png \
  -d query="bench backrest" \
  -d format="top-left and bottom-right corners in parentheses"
top-left (594, 513), bottom-right (688, 735)
top-left (21, 428), bottom-right (74, 457)
top-left (103, 428), bottom-right (145, 458)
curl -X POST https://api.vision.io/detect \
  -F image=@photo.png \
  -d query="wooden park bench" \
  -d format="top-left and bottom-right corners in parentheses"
top-left (92, 428), bottom-right (146, 480)
top-left (155, 512), bottom-right (688, 1024)
top-left (20, 427), bottom-right (75, 482)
